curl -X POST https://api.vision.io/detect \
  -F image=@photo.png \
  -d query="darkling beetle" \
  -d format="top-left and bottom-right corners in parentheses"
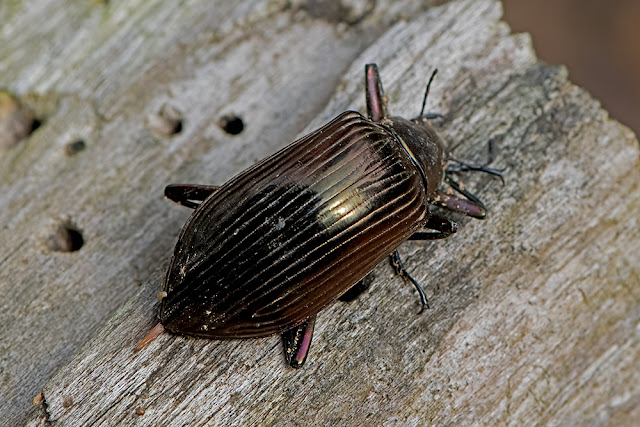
top-left (137, 64), bottom-right (502, 367)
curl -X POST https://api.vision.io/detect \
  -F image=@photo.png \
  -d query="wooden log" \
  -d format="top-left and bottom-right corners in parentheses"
top-left (0, 0), bottom-right (637, 425)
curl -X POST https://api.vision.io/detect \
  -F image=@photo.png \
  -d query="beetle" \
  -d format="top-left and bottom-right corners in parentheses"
top-left (137, 64), bottom-right (502, 367)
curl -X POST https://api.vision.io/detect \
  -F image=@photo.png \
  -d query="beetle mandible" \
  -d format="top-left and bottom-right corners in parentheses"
top-left (137, 64), bottom-right (502, 367)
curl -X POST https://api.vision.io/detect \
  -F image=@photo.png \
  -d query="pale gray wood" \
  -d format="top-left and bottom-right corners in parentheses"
top-left (0, 0), bottom-right (636, 425)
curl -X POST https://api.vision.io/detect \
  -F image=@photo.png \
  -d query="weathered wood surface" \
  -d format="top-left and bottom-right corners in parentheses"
top-left (0, 0), bottom-right (637, 425)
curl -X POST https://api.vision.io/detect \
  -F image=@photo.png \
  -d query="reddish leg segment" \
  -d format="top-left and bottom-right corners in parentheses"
top-left (281, 316), bottom-right (316, 368)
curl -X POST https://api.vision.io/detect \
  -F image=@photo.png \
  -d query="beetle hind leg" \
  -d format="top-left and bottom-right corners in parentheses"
top-left (135, 322), bottom-right (165, 351)
top-left (281, 316), bottom-right (316, 368)
top-left (164, 184), bottom-right (220, 209)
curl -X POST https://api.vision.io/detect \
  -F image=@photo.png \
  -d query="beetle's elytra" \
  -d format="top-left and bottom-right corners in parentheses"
top-left (137, 64), bottom-right (501, 367)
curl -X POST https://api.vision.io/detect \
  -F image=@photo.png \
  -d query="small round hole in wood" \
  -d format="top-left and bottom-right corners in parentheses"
top-left (65, 139), bottom-right (86, 156)
top-left (44, 221), bottom-right (84, 252)
top-left (219, 114), bottom-right (244, 135)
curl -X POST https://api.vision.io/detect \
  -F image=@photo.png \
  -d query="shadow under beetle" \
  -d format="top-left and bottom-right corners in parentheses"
top-left (137, 64), bottom-right (502, 367)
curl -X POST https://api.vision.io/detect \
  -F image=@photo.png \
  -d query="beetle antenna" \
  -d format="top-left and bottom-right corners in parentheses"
top-left (419, 69), bottom-right (438, 117)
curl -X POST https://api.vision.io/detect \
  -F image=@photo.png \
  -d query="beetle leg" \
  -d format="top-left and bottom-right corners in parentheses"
top-left (443, 175), bottom-right (491, 212)
top-left (432, 191), bottom-right (487, 219)
top-left (281, 316), bottom-right (316, 368)
top-left (338, 273), bottom-right (374, 302)
top-left (408, 213), bottom-right (458, 240)
top-left (446, 157), bottom-right (505, 184)
top-left (439, 143), bottom-right (504, 218)
top-left (389, 250), bottom-right (429, 313)
top-left (164, 184), bottom-right (220, 209)
top-left (365, 64), bottom-right (389, 121)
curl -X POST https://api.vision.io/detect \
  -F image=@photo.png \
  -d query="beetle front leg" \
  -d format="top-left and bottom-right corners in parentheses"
top-left (365, 64), bottom-right (389, 121)
top-left (164, 184), bottom-right (220, 209)
top-left (442, 176), bottom-right (491, 218)
top-left (432, 190), bottom-right (487, 220)
top-left (440, 146), bottom-right (505, 217)
top-left (281, 316), bottom-right (316, 368)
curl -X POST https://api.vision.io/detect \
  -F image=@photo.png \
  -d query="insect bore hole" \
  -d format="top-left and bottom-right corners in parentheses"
top-left (30, 118), bottom-right (42, 133)
top-left (0, 90), bottom-right (40, 149)
top-left (44, 220), bottom-right (84, 252)
top-left (219, 114), bottom-right (244, 135)
top-left (65, 139), bottom-right (86, 156)
top-left (147, 105), bottom-right (183, 138)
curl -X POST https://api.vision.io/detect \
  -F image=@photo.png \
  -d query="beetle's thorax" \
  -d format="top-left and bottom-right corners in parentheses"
top-left (378, 116), bottom-right (446, 198)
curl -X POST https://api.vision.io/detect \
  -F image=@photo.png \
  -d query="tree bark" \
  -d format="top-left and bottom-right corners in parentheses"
top-left (0, 0), bottom-right (637, 425)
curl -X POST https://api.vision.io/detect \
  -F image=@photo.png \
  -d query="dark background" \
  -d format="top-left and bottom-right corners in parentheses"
top-left (503, 0), bottom-right (640, 134)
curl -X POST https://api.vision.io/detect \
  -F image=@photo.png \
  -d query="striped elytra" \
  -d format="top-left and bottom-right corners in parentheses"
top-left (160, 111), bottom-right (429, 337)
top-left (139, 64), bottom-right (493, 367)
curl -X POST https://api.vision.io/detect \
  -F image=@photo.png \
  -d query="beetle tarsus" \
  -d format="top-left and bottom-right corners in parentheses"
top-left (281, 317), bottom-right (316, 368)
top-left (390, 250), bottom-right (429, 313)
top-left (424, 112), bottom-right (446, 123)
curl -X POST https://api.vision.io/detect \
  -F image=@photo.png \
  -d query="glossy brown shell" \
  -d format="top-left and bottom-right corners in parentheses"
top-left (160, 111), bottom-right (429, 338)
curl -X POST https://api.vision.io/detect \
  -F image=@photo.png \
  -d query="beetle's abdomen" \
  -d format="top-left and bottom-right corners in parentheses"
top-left (160, 111), bottom-right (428, 338)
